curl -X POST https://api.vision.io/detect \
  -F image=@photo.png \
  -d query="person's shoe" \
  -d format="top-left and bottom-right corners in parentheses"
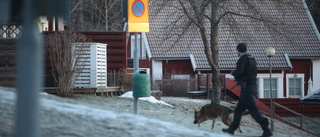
top-left (260, 126), bottom-right (272, 137)
top-left (222, 128), bottom-right (235, 135)
top-left (258, 118), bottom-right (273, 137)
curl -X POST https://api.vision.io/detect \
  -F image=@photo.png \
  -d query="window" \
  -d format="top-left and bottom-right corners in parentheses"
top-left (289, 78), bottom-right (302, 98)
top-left (171, 75), bottom-right (190, 80)
top-left (286, 74), bottom-right (304, 98)
top-left (226, 73), bottom-right (283, 98)
top-left (263, 78), bottom-right (277, 98)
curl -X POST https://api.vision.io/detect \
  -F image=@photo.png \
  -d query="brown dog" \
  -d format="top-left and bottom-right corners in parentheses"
top-left (193, 103), bottom-right (245, 133)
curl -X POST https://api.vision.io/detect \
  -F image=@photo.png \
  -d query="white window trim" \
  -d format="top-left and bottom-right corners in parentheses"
top-left (152, 60), bottom-right (163, 82)
top-left (257, 73), bottom-right (284, 98)
top-left (171, 74), bottom-right (190, 80)
top-left (226, 73), bottom-right (284, 98)
top-left (286, 73), bottom-right (305, 98)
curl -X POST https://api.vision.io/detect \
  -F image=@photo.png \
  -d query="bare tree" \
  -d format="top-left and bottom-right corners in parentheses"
top-left (45, 32), bottom-right (91, 97)
top-left (306, 0), bottom-right (320, 31)
top-left (65, 0), bottom-right (123, 31)
top-left (156, 0), bottom-right (303, 104)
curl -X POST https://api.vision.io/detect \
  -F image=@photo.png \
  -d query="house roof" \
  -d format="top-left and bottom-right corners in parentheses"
top-left (300, 89), bottom-right (320, 104)
top-left (146, 0), bottom-right (320, 71)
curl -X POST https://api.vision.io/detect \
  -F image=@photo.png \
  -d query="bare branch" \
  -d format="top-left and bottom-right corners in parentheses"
top-left (45, 32), bottom-right (91, 96)
top-left (177, 0), bottom-right (202, 28)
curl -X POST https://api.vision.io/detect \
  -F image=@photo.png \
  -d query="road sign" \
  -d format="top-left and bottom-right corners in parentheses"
top-left (128, 0), bottom-right (149, 32)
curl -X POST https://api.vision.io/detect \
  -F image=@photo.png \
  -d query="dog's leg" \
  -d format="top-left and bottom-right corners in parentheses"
top-left (238, 126), bottom-right (242, 133)
top-left (224, 115), bottom-right (242, 133)
top-left (221, 113), bottom-right (231, 126)
top-left (211, 119), bottom-right (216, 130)
top-left (197, 118), bottom-right (206, 127)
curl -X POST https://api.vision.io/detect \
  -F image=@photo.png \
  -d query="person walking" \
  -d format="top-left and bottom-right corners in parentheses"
top-left (222, 43), bottom-right (272, 137)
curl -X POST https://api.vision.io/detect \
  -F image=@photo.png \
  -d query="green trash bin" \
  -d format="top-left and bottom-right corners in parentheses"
top-left (132, 70), bottom-right (151, 97)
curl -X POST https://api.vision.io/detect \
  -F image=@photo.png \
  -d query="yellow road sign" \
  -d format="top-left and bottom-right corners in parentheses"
top-left (128, 0), bottom-right (149, 32)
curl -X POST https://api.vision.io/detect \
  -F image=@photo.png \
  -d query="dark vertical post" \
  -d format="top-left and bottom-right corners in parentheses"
top-left (197, 74), bottom-right (200, 91)
top-left (16, 0), bottom-right (43, 137)
top-left (223, 75), bottom-right (226, 101)
top-left (206, 74), bottom-right (209, 99)
top-left (269, 57), bottom-right (274, 132)
top-left (133, 32), bottom-right (139, 114)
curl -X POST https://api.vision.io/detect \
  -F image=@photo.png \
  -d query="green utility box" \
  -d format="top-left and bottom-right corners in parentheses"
top-left (132, 70), bottom-right (151, 97)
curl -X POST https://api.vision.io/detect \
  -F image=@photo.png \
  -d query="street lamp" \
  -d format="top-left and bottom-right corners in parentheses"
top-left (265, 47), bottom-right (276, 132)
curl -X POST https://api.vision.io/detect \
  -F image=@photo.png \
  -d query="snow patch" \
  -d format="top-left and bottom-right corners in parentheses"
top-left (120, 91), bottom-right (174, 107)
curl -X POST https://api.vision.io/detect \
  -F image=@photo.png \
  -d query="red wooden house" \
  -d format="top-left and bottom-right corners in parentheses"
top-left (133, 0), bottom-right (320, 100)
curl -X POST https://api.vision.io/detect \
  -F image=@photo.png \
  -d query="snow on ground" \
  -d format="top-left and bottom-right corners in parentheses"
top-left (120, 91), bottom-right (174, 107)
top-left (0, 86), bottom-right (316, 137)
top-left (0, 87), bottom-right (230, 137)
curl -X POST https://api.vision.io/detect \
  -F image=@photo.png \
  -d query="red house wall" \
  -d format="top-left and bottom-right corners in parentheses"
top-left (283, 59), bottom-right (312, 97)
top-left (80, 31), bottom-right (129, 72)
top-left (163, 60), bottom-right (196, 79)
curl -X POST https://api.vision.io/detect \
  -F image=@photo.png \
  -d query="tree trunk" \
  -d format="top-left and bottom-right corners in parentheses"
top-left (210, 1), bottom-right (221, 104)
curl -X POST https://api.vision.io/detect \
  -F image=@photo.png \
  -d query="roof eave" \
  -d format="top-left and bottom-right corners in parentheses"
top-left (194, 67), bottom-right (292, 71)
top-left (301, 100), bottom-right (320, 105)
top-left (150, 57), bottom-right (190, 61)
top-left (289, 56), bottom-right (320, 60)
top-left (257, 67), bottom-right (292, 71)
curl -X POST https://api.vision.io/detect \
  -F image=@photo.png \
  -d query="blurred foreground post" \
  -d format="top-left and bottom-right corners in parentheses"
top-left (14, 1), bottom-right (68, 137)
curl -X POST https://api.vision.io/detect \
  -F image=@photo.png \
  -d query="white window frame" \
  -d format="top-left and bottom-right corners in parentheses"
top-left (171, 75), bottom-right (190, 80)
top-left (262, 78), bottom-right (278, 98)
top-left (286, 73), bottom-right (304, 98)
top-left (225, 73), bottom-right (284, 98)
top-left (257, 73), bottom-right (284, 98)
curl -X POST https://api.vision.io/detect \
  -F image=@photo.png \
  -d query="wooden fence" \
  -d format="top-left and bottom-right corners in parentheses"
top-left (262, 101), bottom-right (320, 136)
top-left (0, 39), bottom-right (16, 87)
top-left (259, 98), bottom-right (320, 116)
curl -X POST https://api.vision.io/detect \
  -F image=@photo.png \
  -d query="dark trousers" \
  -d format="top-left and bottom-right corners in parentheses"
top-left (230, 85), bottom-right (265, 130)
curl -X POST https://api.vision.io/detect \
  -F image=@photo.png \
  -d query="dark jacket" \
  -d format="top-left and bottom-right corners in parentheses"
top-left (231, 54), bottom-right (257, 86)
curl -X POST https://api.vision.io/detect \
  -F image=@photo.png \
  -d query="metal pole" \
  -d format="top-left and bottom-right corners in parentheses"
top-left (269, 57), bottom-right (274, 132)
top-left (16, 0), bottom-right (43, 137)
top-left (133, 32), bottom-right (139, 72)
top-left (133, 97), bottom-right (138, 114)
top-left (133, 32), bottom-right (139, 114)
top-left (224, 75), bottom-right (226, 101)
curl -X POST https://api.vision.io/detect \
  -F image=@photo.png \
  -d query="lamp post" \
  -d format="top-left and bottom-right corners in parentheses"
top-left (265, 47), bottom-right (276, 132)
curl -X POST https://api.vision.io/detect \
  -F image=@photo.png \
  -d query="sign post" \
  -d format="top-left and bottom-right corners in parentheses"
top-left (128, 0), bottom-right (149, 114)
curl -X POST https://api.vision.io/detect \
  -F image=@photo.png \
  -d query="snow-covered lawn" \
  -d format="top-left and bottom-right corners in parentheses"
top-left (0, 87), bottom-right (316, 137)
top-left (0, 87), bottom-right (229, 137)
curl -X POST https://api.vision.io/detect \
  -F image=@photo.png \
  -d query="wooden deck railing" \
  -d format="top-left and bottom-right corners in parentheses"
top-left (268, 101), bottom-right (320, 137)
